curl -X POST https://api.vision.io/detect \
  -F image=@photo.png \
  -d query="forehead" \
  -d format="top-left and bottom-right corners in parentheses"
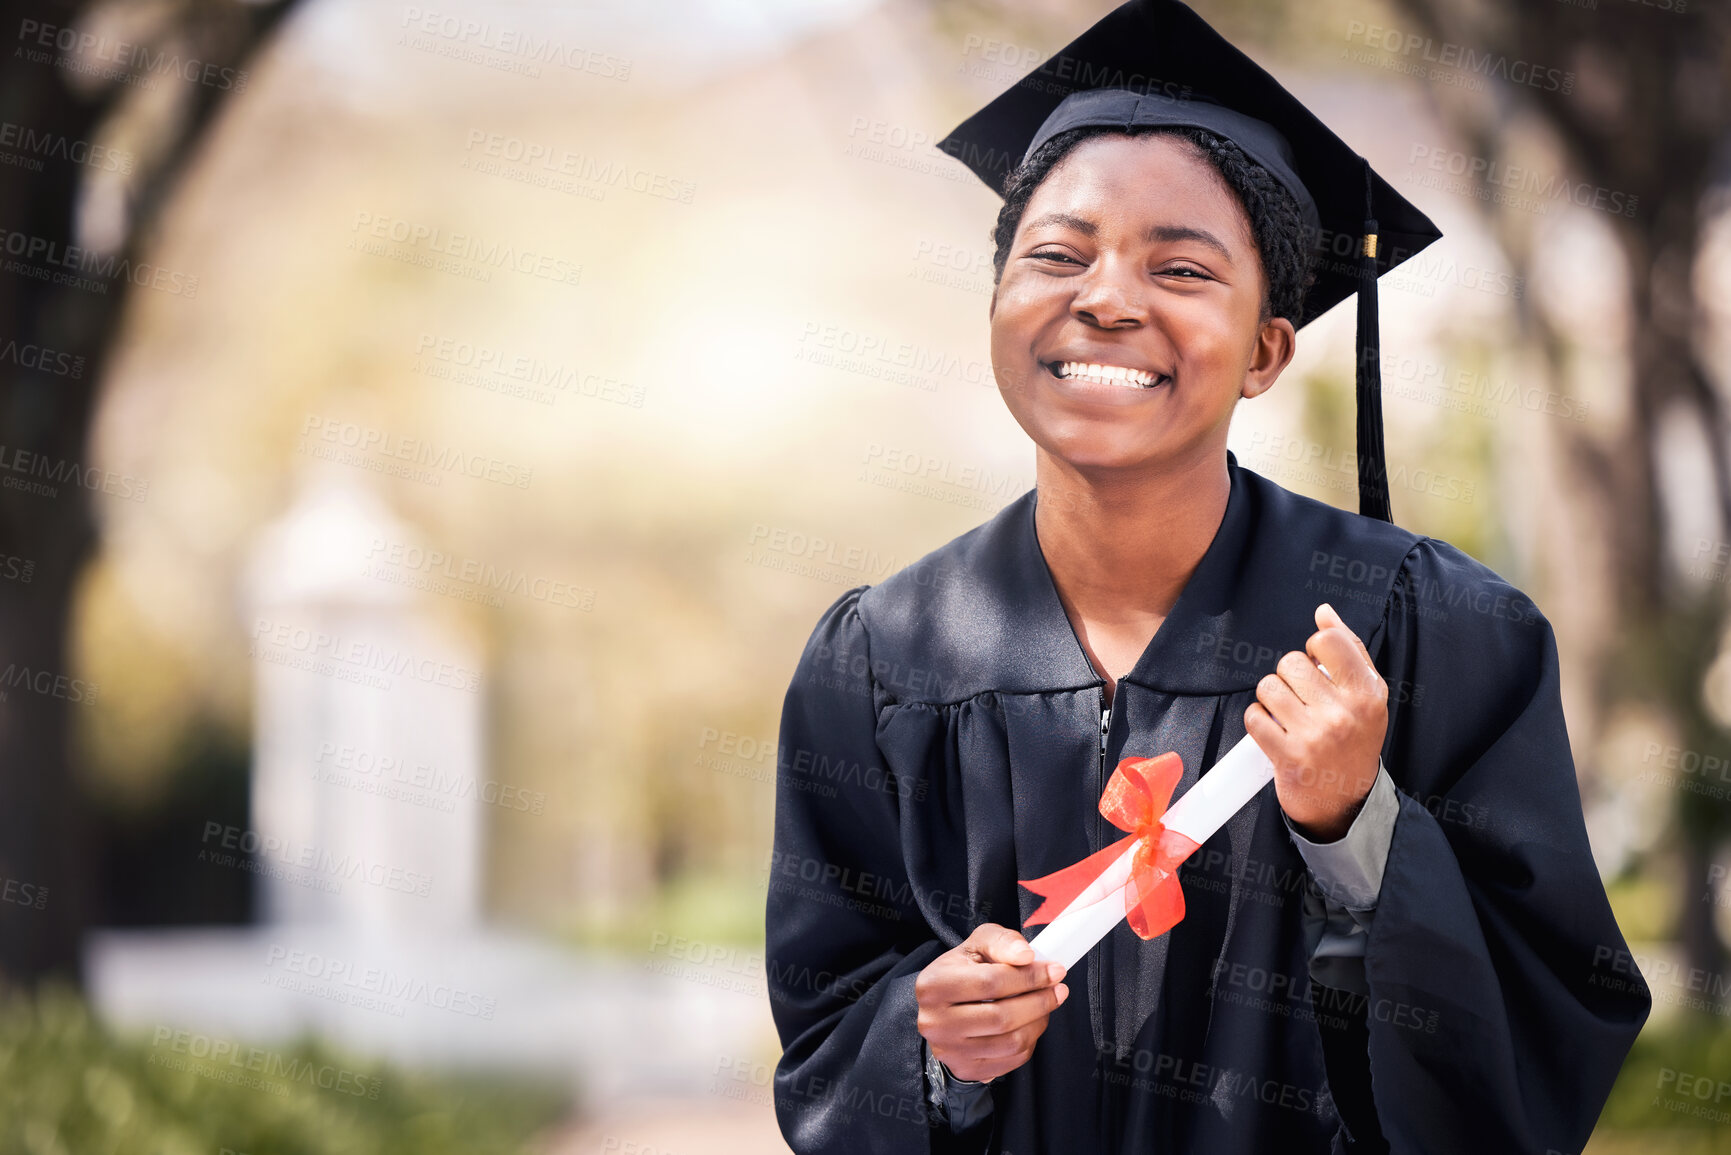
top-left (1023, 132), bottom-right (1256, 249)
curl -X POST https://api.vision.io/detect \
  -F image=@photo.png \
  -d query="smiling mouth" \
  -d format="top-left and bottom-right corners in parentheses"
top-left (1046, 360), bottom-right (1170, 389)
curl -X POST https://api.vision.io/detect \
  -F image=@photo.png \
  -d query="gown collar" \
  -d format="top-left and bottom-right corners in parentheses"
top-left (860, 453), bottom-right (1415, 701)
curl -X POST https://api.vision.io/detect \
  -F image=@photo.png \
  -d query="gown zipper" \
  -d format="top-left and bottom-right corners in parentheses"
top-left (1099, 701), bottom-right (1111, 774)
top-left (1097, 693), bottom-right (1112, 855)
top-left (1096, 688), bottom-right (1119, 1141)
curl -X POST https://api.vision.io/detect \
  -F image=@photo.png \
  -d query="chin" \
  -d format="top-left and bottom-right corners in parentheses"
top-left (1035, 427), bottom-right (1162, 474)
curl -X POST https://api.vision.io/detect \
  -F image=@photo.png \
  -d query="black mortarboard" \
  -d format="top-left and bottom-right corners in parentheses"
top-left (937, 0), bottom-right (1442, 523)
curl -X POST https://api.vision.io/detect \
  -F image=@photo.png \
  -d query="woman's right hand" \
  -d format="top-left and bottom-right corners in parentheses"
top-left (914, 923), bottom-right (1069, 1084)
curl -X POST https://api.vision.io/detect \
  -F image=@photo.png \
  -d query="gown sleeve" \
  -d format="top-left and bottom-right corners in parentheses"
top-left (1347, 538), bottom-right (1651, 1153)
top-left (766, 587), bottom-right (990, 1155)
top-left (1283, 760), bottom-right (1402, 996)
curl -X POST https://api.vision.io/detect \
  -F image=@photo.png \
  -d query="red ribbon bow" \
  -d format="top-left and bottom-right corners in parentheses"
top-left (1019, 753), bottom-right (1202, 941)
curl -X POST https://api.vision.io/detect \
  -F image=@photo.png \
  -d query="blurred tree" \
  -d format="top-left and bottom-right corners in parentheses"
top-left (1381, 0), bottom-right (1731, 975)
top-left (0, 0), bottom-right (298, 986)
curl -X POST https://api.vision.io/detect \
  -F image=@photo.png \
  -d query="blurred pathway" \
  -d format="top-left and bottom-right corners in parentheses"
top-left (543, 1099), bottom-right (793, 1155)
top-left (87, 928), bottom-right (780, 1106)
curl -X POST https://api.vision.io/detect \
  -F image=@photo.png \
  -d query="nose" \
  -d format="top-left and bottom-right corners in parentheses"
top-left (1070, 257), bottom-right (1147, 329)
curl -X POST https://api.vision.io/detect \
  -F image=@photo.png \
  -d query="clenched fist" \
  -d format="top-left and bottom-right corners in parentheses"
top-left (1245, 602), bottom-right (1389, 842)
top-left (915, 923), bottom-right (1069, 1084)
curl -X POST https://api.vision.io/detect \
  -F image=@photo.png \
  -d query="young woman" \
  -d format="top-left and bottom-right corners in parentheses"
top-left (765, 4), bottom-right (1650, 1153)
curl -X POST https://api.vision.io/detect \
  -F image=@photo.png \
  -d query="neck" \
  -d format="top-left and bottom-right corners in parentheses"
top-left (1032, 446), bottom-right (1231, 628)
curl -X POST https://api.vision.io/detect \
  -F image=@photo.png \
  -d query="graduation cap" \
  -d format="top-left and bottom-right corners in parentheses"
top-left (937, 0), bottom-right (1442, 523)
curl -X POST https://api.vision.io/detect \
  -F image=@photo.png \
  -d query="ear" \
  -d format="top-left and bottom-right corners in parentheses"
top-left (1241, 316), bottom-right (1296, 401)
top-left (988, 282), bottom-right (999, 321)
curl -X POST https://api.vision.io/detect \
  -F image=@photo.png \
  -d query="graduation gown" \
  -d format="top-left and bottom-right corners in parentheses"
top-left (765, 457), bottom-right (1650, 1155)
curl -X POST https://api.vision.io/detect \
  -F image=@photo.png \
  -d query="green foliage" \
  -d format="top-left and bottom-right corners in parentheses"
top-left (1598, 1016), bottom-right (1731, 1147)
top-left (1605, 872), bottom-right (1678, 944)
top-left (563, 871), bottom-right (766, 954)
top-left (0, 986), bottom-right (568, 1155)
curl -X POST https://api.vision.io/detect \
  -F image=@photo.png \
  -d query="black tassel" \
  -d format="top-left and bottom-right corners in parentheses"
top-left (1355, 159), bottom-right (1393, 523)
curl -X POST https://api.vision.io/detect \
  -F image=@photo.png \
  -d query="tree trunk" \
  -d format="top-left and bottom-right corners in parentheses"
top-left (1383, 0), bottom-right (1731, 977)
top-left (0, 0), bottom-right (298, 987)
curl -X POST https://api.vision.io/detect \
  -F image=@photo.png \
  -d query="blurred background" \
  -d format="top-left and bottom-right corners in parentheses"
top-left (0, 0), bottom-right (1725, 1150)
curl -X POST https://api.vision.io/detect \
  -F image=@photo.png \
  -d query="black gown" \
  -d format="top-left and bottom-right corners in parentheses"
top-left (765, 456), bottom-right (1651, 1155)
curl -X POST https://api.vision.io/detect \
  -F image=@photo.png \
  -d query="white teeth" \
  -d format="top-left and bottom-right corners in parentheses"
top-left (1052, 361), bottom-right (1161, 388)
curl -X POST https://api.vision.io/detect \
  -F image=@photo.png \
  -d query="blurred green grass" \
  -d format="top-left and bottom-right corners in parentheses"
top-left (561, 872), bottom-right (767, 954)
top-left (6, 976), bottom-right (1728, 1152)
top-left (1593, 1015), bottom-right (1731, 1153)
top-left (0, 986), bottom-right (569, 1155)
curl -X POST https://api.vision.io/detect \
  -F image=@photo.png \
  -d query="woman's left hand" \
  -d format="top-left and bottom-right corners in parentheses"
top-left (1245, 602), bottom-right (1388, 842)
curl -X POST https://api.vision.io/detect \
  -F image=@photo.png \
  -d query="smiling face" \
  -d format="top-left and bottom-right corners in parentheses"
top-left (988, 132), bottom-right (1296, 476)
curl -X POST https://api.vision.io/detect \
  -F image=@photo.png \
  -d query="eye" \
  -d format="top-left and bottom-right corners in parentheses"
top-left (1159, 264), bottom-right (1213, 280)
top-left (1027, 249), bottom-right (1083, 265)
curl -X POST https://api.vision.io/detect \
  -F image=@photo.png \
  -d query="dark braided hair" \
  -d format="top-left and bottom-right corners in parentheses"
top-left (991, 124), bottom-right (1316, 324)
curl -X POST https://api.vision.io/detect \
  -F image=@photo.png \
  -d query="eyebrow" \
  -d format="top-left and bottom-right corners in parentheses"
top-left (1023, 211), bottom-right (1097, 236)
top-left (1023, 212), bottom-right (1235, 265)
top-left (1142, 223), bottom-right (1234, 265)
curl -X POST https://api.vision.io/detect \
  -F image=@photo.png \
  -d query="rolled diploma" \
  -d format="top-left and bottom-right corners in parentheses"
top-left (1026, 733), bottom-right (1277, 968)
